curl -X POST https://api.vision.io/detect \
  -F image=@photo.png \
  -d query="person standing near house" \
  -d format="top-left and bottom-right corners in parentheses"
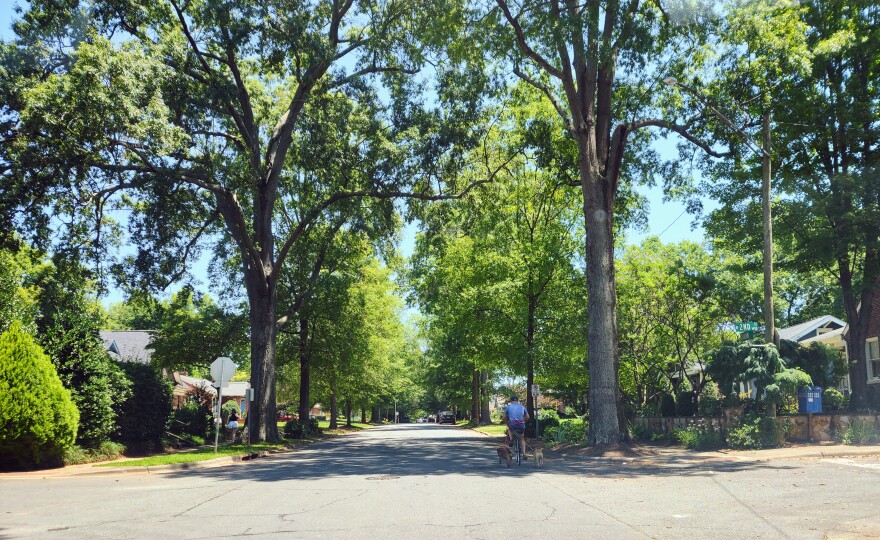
top-left (227, 410), bottom-right (239, 442)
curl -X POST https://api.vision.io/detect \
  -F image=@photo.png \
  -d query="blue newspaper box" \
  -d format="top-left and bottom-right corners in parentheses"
top-left (798, 386), bottom-right (822, 413)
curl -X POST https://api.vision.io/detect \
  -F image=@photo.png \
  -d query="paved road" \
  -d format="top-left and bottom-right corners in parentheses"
top-left (3, 424), bottom-right (880, 539)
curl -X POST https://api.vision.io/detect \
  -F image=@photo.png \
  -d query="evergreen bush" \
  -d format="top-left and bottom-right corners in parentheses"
top-left (114, 362), bottom-right (173, 452)
top-left (660, 394), bottom-right (677, 417)
top-left (35, 261), bottom-right (130, 448)
top-left (0, 322), bottom-right (79, 469)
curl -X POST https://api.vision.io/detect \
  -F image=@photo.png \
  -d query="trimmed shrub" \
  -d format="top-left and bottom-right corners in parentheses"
top-left (114, 362), bottom-right (173, 453)
top-left (676, 392), bottom-right (696, 416)
top-left (0, 321), bottom-right (79, 469)
top-left (660, 394), bottom-right (677, 417)
top-left (698, 383), bottom-right (723, 417)
top-left (823, 388), bottom-right (847, 412)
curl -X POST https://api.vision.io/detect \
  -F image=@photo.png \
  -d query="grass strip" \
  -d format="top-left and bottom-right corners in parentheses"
top-left (97, 443), bottom-right (287, 467)
top-left (474, 423), bottom-right (508, 435)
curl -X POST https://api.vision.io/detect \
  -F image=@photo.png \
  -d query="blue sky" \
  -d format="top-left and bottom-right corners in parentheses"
top-left (0, 4), bottom-right (715, 306)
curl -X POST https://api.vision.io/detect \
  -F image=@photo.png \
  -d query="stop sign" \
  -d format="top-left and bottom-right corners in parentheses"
top-left (210, 356), bottom-right (236, 387)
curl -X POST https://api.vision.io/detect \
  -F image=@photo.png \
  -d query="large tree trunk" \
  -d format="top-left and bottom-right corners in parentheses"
top-left (845, 278), bottom-right (876, 410)
top-left (371, 406), bottom-right (381, 423)
top-left (329, 392), bottom-right (338, 429)
top-left (471, 368), bottom-right (480, 423)
top-left (361, 406), bottom-right (366, 424)
top-left (345, 398), bottom-right (352, 428)
top-left (526, 293), bottom-right (536, 420)
top-left (246, 271), bottom-right (280, 443)
top-left (580, 149), bottom-right (623, 446)
top-left (297, 318), bottom-right (311, 433)
top-left (480, 370), bottom-right (491, 424)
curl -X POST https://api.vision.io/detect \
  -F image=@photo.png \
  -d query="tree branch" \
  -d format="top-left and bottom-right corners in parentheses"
top-left (629, 119), bottom-right (733, 159)
top-left (496, 0), bottom-right (564, 80)
top-left (513, 67), bottom-right (573, 134)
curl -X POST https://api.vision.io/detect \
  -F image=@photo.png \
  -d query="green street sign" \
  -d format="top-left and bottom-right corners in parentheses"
top-left (734, 322), bottom-right (759, 332)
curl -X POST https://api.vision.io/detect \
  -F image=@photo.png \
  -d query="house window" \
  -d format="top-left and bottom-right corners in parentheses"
top-left (868, 339), bottom-right (880, 380)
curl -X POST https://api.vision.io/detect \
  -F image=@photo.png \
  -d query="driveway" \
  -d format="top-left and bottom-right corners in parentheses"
top-left (2, 423), bottom-right (880, 539)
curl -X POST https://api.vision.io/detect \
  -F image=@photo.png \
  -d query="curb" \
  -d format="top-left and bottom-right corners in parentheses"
top-left (2, 443), bottom-right (308, 480)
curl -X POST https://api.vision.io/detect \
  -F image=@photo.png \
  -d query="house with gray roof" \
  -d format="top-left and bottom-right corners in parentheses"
top-left (100, 330), bottom-right (155, 364)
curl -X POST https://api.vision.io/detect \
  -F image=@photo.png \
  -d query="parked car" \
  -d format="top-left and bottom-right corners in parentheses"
top-left (437, 411), bottom-right (456, 424)
top-left (277, 410), bottom-right (294, 422)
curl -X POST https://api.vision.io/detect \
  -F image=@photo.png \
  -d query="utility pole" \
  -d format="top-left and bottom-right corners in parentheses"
top-left (762, 112), bottom-right (776, 345)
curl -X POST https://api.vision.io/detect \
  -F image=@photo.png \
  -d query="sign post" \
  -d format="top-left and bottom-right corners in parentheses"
top-left (531, 384), bottom-right (540, 439)
top-left (210, 356), bottom-right (236, 452)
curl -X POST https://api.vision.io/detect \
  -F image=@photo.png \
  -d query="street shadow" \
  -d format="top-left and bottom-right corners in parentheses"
top-left (164, 424), bottom-right (794, 482)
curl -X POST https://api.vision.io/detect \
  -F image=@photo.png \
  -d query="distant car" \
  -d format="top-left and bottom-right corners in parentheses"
top-left (400, 415), bottom-right (411, 423)
top-left (437, 411), bottom-right (456, 424)
top-left (428, 415), bottom-right (436, 423)
top-left (277, 411), bottom-right (294, 422)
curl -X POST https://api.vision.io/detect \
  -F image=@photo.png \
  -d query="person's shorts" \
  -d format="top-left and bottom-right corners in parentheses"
top-left (508, 423), bottom-right (525, 434)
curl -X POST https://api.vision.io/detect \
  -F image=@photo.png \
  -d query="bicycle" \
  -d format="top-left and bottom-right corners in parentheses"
top-left (512, 433), bottom-right (522, 466)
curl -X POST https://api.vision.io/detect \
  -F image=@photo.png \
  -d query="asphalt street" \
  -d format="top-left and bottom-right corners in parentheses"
top-left (2, 424), bottom-right (880, 539)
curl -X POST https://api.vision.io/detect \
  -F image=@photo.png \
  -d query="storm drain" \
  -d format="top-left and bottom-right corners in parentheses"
top-left (365, 475), bottom-right (400, 480)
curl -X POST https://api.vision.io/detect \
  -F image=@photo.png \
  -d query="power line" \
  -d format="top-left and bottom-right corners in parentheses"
top-left (657, 209), bottom-right (687, 237)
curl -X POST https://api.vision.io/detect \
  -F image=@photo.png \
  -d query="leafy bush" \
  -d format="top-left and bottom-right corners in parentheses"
top-left (534, 409), bottom-right (560, 436)
top-left (670, 424), bottom-right (723, 450)
top-left (542, 418), bottom-right (588, 444)
top-left (114, 362), bottom-right (173, 452)
top-left (629, 422), bottom-right (653, 441)
top-left (823, 388), bottom-right (847, 412)
top-left (698, 383), bottom-right (723, 417)
top-left (169, 402), bottom-right (211, 440)
top-left (284, 419), bottom-right (305, 439)
top-left (0, 321), bottom-right (79, 469)
top-left (835, 418), bottom-right (878, 445)
top-left (727, 415), bottom-right (786, 449)
top-left (63, 441), bottom-right (126, 465)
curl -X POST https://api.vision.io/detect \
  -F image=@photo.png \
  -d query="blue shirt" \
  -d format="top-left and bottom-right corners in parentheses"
top-left (504, 402), bottom-right (527, 423)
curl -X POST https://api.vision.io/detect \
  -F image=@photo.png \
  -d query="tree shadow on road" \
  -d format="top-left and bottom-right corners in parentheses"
top-left (163, 425), bottom-right (794, 483)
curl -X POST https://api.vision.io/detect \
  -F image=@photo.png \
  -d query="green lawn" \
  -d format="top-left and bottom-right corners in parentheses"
top-left (97, 443), bottom-right (287, 467)
top-left (318, 420), bottom-right (373, 430)
top-left (474, 423), bottom-right (508, 435)
top-left (455, 419), bottom-right (469, 426)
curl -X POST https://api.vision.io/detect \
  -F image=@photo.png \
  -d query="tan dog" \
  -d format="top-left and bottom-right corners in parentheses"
top-left (497, 446), bottom-right (512, 467)
top-left (533, 448), bottom-right (544, 467)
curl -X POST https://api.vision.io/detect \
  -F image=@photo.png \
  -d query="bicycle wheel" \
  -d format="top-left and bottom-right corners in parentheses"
top-left (514, 436), bottom-right (522, 466)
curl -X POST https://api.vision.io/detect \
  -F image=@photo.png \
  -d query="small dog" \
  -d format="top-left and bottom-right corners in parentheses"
top-left (497, 446), bottom-right (512, 467)
top-left (533, 448), bottom-right (544, 467)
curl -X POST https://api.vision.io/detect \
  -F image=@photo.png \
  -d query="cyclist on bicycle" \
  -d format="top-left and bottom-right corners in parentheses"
top-left (503, 394), bottom-right (529, 459)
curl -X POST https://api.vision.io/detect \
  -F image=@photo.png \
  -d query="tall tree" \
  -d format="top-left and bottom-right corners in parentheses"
top-left (490, 0), bottom-right (721, 444)
top-left (0, 1), bottom-right (496, 441)
top-left (705, 0), bottom-right (880, 408)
